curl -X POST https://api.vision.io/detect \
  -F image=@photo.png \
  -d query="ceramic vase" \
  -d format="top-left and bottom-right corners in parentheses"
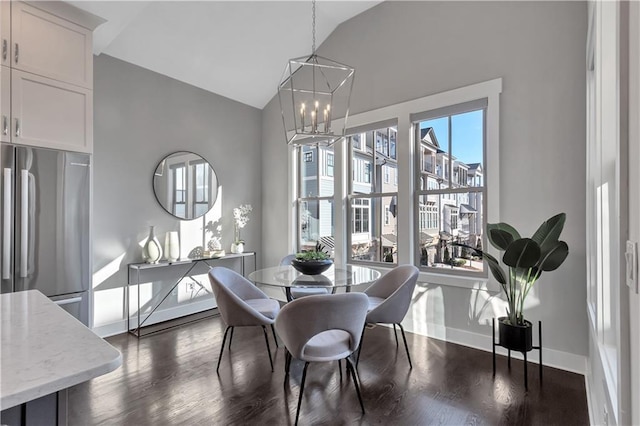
top-left (231, 242), bottom-right (244, 254)
top-left (164, 231), bottom-right (180, 262)
top-left (143, 226), bottom-right (162, 264)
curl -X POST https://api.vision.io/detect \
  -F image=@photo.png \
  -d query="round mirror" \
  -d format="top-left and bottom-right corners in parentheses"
top-left (152, 151), bottom-right (219, 220)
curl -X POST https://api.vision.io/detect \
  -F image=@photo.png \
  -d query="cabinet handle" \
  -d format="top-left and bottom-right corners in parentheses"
top-left (2, 40), bottom-right (6, 61)
top-left (14, 43), bottom-right (18, 64)
top-left (14, 118), bottom-right (20, 137)
top-left (2, 115), bottom-right (7, 136)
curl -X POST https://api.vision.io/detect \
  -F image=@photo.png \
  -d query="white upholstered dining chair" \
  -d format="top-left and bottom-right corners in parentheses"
top-left (208, 267), bottom-right (280, 373)
top-left (357, 264), bottom-right (419, 369)
top-left (275, 292), bottom-right (369, 425)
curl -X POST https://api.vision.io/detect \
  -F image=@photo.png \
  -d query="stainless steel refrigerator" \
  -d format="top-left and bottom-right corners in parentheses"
top-left (1, 144), bottom-right (90, 325)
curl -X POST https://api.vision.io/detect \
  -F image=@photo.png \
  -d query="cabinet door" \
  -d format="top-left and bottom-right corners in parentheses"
top-left (0, 0), bottom-right (9, 67)
top-left (0, 65), bottom-right (9, 142)
top-left (11, 2), bottom-right (92, 89)
top-left (12, 69), bottom-right (92, 153)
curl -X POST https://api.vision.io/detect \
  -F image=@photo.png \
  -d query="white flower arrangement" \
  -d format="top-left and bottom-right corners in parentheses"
top-left (233, 204), bottom-right (252, 228)
top-left (233, 204), bottom-right (252, 244)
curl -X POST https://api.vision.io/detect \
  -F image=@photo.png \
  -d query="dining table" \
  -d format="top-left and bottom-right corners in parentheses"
top-left (248, 263), bottom-right (381, 302)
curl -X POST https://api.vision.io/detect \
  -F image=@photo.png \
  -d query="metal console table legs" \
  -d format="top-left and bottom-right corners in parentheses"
top-left (492, 318), bottom-right (543, 390)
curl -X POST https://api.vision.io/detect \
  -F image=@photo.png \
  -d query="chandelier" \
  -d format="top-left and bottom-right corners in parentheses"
top-left (278, 0), bottom-right (355, 146)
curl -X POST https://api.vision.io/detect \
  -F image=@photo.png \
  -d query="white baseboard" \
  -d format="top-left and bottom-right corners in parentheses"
top-left (92, 299), bottom-right (217, 338)
top-left (584, 371), bottom-right (595, 426)
top-left (403, 321), bottom-right (586, 375)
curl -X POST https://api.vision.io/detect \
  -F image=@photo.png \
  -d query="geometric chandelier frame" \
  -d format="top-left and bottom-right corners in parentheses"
top-left (277, 1), bottom-right (355, 146)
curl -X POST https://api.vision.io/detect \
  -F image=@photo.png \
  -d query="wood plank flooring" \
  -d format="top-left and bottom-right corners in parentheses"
top-left (68, 316), bottom-right (588, 425)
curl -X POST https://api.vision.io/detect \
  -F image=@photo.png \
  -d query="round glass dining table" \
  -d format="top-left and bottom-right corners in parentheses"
top-left (248, 264), bottom-right (381, 301)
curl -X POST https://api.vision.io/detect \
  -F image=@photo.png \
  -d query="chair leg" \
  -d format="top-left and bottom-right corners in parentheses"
top-left (397, 323), bottom-right (412, 369)
top-left (393, 323), bottom-right (399, 347)
top-left (284, 349), bottom-right (292, 385)
top-left (346, 356), bottom-right (365, 414)
top-left (228, 326), bottom-right (235, 350)
top-left (270, 324), bottom-right (279, 348)
top-left (261, 326), bottom-right (274, 372)
top-left (216, 326), bottom-right (231, 374)
top-left (338, 359), bottom-right (343, 381)
top-left (295, 362), bottom-right (310, 426)
top-left (356, 325), bottom-right (366, 368)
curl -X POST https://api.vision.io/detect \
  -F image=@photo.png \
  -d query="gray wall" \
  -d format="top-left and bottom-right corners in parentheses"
top-left (93, 55), bottom-right (261, 331)
top-left (261, 1), bottom-right (588, 360)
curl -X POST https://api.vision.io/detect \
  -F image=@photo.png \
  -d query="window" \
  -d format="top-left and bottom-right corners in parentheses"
top-left (296, 145), bottom-right (334, 254)
top-left (352, 158), bottom-right (372, 184)
top-left (413, 99), bottom-right (487, 275)
top-left (290, 79), bottom-right (500, 283)
top-left (352, 198), bottom-right (370, 233)
top-left (171, 164), bottom-right (186, 217)
top-left (326, 152), bottom-right (334, 177)
top-left (348, 123), bottom-right (398, 265)
top-left (192, 160), bottom-right (210, 218)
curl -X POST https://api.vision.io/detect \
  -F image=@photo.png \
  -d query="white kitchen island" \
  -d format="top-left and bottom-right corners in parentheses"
top-left (0, 290), bottom-right (122, 425)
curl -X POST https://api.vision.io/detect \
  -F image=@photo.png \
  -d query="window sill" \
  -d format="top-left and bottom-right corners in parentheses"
top-left (419, 270), bottom-right (489, 289)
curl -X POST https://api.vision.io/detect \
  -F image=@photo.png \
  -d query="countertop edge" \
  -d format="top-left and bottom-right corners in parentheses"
top-left (0, 350), bottom-right (122, 410)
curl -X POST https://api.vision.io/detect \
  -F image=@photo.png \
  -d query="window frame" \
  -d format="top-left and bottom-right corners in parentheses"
top-left (412, 101), bottom-right (488, 278)
top-left (289, 78), bottom-right (501, 287)
top-left (346, 121), bottom-right (399, 266)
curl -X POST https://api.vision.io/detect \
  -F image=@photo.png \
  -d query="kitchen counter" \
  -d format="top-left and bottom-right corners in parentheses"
top-left (0, 290), bottom-right (122, 411)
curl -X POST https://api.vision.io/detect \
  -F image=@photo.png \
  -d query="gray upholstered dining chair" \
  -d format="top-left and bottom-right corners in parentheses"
top-left (275, 292), bottom-right (369, 425)
top-left (208, 266), bottom-right (280, 373)
top-left (357, 264), bottom-right (419, 369)
top-left (280, 254), bottom-right (332, 300)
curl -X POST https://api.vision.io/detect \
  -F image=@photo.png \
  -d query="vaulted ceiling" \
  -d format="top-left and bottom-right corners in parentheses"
top-left (69, 1), bottom-right (381, 109)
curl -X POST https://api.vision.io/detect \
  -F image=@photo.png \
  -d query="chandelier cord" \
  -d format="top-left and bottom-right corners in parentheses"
top-left (311, 0), bottom-right (316, 54)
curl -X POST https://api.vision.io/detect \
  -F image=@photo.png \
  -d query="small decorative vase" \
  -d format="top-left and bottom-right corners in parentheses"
top-left (164, 231), bottom-right (180, 262)
top-left (143, 225), bottom-right (162, 264)
top-left (231, 242), bottom-right (244, 254)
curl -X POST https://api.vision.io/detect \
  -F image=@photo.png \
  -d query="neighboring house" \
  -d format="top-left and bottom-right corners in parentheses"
top-left (417, 127), bottom-right (482, 266)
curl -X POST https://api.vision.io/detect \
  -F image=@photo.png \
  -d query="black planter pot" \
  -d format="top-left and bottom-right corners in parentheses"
top-left (290, 259), bottom-right (333, 275)
top-left (498, 317), bottom-right (533, 352)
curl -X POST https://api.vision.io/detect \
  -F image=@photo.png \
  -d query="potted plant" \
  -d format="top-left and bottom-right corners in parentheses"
top-left (231, 204), bottom-right (252, 254)
top-left (291, 242), bottom-right (333, 275)
top-left (454, 213), bottom-right (569, 352)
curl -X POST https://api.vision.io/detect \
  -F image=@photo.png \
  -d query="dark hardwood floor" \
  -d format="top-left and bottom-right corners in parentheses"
top-left (68, 316), bottom-right (588, 425)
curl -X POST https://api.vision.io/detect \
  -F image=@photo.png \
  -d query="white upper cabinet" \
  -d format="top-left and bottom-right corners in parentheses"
top-left (1, 65), bottom-right (9, 143)
top-left (0, 1), bottom-right (103, 153)
top-left (11, 69), bottom-right (92, 152)
top-left (0, 1), bottom-right (10, 67)
top-left (10, 2), bottom-right (93, 89)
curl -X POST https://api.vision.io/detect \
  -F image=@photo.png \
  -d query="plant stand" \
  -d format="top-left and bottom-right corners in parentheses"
top-left (492, 318), bottom-right (543, 390)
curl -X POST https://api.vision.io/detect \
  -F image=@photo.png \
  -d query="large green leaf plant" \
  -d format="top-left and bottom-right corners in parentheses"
top-left (456, 213), bottom-right (569, 326)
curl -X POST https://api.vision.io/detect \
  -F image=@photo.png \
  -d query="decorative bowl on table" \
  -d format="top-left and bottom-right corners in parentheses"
top-left (291, 258), bottom-right (333, 275)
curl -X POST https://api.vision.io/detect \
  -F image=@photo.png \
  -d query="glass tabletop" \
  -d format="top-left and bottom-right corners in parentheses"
top-left (248, 264), bottom-right (381, 289)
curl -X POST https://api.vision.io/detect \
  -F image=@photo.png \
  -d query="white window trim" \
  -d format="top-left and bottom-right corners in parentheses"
top-left (288, 78), bottom-right (501, 285)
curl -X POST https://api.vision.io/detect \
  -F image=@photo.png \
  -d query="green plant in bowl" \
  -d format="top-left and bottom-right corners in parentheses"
top-left (295, 242), bottom-right (330, 261)
top-left (292, 242), bottom-right (333, 275)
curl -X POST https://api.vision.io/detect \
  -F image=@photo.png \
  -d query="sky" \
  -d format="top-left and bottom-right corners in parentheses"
top-left (420, 109), bottom-right (484, 166)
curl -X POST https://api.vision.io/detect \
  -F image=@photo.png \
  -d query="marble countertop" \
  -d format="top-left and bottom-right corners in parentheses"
top-left (1, 290), bottom-right (122, 410)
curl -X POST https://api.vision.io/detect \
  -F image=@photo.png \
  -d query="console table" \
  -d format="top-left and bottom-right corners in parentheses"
top-left (127, 252), bottom-right (256, 337)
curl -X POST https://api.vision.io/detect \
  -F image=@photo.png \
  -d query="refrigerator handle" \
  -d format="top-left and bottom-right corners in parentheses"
top-left (2, 168), bottom-right (10, 279)
top-left (54, 296), bottom-right (82, 306)
top-left (20, 169), bottom-right (28, 278)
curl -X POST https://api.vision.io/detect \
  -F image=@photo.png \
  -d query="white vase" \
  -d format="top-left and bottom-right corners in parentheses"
top-left (164, 231), bottom-right (180, 262)
top-left (231, 242), bottom-right (244, 254)
top-left (143, 226), bottom-right (162, 264)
